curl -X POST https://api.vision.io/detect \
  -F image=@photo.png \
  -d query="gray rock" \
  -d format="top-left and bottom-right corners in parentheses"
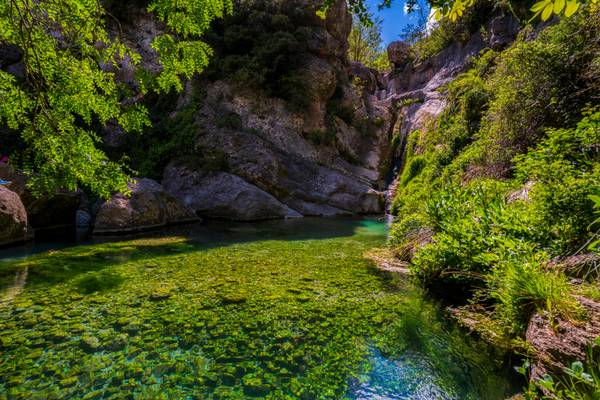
top-left (387, 41), bottom-right (411, 69)
top-left (26, 191), bottom-right (82, 231)
top-left (76, 210), bottom-right (92, 228)
top-left (325, 0), bottom-right (352, 55)
top-left (93, 178), bottom-right (198, 235)
top-left (0, 186), bottom-right (29, 246)
top-left (300, 56), bottom-right (337, 101)
top-left (486, 12), bottom-right (520, 49)
top-left (163, 163), bottom-right (302, 221)
top-left (193, 81), bottom-right (386, 217)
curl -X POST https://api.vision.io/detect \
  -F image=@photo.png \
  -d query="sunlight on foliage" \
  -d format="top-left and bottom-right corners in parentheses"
top-left (0, 0), bottom-right (231, 198)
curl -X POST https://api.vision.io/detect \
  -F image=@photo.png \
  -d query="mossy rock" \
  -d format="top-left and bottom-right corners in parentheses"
top-left (80, 335), bottom-right (101, 353)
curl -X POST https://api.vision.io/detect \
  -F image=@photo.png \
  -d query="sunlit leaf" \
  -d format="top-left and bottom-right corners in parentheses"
top-left (565, 0), bottom-right (581, 16)
top-left (541, 2), bottom-right (554, 20)
top-left (531, 0), bottom-right (551, 12)
top-left (553, 0), bottom-right (566, 13)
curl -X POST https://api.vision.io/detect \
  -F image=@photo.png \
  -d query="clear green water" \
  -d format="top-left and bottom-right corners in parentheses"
top-left (0, 218), bottom-right (518, 399)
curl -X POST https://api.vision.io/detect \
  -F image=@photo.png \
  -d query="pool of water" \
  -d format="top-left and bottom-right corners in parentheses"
top-left (0, 217), bottom-right (519, 399)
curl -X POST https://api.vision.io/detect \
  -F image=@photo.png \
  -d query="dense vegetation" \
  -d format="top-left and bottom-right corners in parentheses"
top-left (389, 6), bottom-right (600, 396)
top-left (203, 0), bottom-right (315, 110)
top-left (0, 0), bottom-right (231, 198)
top-left (348, 14), bottom-right (390, 70)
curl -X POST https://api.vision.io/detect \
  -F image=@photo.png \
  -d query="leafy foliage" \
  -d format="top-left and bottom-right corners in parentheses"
top-left (348, 14), bottom-right (390, 70)
top-left (390, 12), bottom-right (600, 337)
top-left (327, 0), bottom-right (595, 25)
top-left (519, 340), bottom-right (600, 399)
top-left (530, 0), bottom-right (598, 21)
top-left (0, 0), bottom-right (231, 198)
top-left (204, 0), bottom-right (313, 110)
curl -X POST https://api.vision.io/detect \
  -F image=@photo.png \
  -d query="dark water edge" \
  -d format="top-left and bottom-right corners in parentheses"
top-left (0, 216), bottom-right (388, 262)
top-left (0, 217), bottom-right (522, 399)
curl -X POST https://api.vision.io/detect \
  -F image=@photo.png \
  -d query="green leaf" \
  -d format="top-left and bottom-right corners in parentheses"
top-left (564, 0), bottom-right (580, 16)
top-left (553, 0), bottom-right (566, 13)
top-left (541, 3), bottom-right (554, 20)
top-left (570, 360), bottom-right (584, 372)
top-left (531, 0), bottom-right (551, 12)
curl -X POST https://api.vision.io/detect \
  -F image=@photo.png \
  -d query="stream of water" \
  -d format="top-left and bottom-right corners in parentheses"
top-left (0, 217), bottom-right (519, 399)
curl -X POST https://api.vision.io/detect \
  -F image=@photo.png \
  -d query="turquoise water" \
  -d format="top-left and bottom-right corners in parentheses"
top-left (0, 218), bottom-right (519, 399)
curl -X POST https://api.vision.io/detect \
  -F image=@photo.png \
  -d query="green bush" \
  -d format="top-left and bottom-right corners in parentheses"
top-left (215, 111), bottom-right (243, 130)
top-left (306, 129), bottom-right (336, 146)
top-left (129, 84), bottom-right (205, 179)
top-left (514, 108), bottom-right (600, 252)
top-left (489, 254), bottom-right (579, 334)
top-left (205, 0), bottom-right (313, 110)
top-left (399, 156), bottom-right (427, 187)
top-left (472, 12), bottom-right (599, 175)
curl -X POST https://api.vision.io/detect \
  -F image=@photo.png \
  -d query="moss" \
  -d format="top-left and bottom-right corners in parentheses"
top-left (0, 220), bottom-right (514, 399)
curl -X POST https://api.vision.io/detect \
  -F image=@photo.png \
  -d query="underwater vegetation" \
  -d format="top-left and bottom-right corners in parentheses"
top-left (0, 219), bottom-right (516, 399)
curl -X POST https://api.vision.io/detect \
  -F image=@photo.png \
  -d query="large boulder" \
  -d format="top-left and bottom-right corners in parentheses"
top-left (163, 163), bottom-right (302, 221)
top-left (387, 41), bottom-right (411, 69)
top-left (93, 178), bottom-right (198, 235)
top-left (0, 186), bottom-right (29, 246)
top-left (26, 191), bottom-right (83, 231)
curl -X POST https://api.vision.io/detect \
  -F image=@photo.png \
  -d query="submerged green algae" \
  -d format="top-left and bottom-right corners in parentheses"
top-left (0, 219), bottom-right (516, 399)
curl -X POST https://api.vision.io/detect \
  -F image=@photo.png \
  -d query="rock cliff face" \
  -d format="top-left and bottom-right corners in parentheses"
top-left (378, 10), bottom-right (519, 203)
top-left (146, 3), bottom-right (519, 220)
top-left (144, 0), bottom-right (393, 220)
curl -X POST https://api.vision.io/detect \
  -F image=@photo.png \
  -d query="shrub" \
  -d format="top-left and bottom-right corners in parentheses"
top-left (514, 108), bottom-right (600, 253)
top-left (489, 255), bottom-right (579, 334)
top-left (306, 129), bottom-right (336, 146)
top-left (204, 0), bottom-right (312, 110)
top-left (129, 84), bottom-right (205, 179)
top-left (520, 340), bottom-right (600, 400)
top-left (399, 156), bottom-right (427, 187)
top-left (474, 13), bottom-right (600, 173)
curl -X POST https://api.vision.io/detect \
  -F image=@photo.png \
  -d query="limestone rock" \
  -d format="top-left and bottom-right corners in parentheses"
top-left (325, 0), bottom-right (352, 54)
top-left (93, 178), bottom-right (198, 235)
top-left (163, 162), bottom-right (302, 221)
top-left (300, 56), bottom-right (337, 101)
top-left (0, 186), bottom-right (29, 246)
top-left (387, 41), bottom-right (411, 69)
